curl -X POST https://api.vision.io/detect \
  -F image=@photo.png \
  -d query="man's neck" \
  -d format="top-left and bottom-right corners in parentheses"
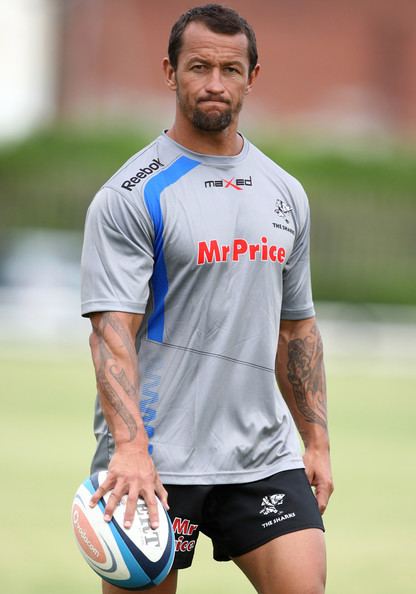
top-left (166, 119), bottom-right (243, 156)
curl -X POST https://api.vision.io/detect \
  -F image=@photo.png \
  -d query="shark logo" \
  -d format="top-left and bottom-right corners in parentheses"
top-left (259, 493), bottom-right (286, 516)
top-left (274, 199), bottom-right (293, 222)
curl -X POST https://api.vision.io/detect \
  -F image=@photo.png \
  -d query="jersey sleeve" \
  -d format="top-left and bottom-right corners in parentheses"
top-left (81, 186), bottom-right (154, 317)
top-left (280, 184), bottom-right (315, 320)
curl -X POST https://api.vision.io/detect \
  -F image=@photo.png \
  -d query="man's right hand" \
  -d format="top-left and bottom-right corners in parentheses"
top-left (89, 443), bottom-right (169, 530)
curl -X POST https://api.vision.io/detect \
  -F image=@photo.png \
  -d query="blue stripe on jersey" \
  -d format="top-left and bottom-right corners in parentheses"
top-left (144, 156), bottom-right (200, 342)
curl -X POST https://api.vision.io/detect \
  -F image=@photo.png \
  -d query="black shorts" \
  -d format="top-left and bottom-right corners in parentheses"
top-left (166, 468), bottom-right (324, 569)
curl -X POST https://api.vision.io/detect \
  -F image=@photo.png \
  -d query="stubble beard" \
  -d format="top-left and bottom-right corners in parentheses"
top-left (177, 89), bottom-right (242, 133)
top-left (192, 105), bottom-right (233, 132)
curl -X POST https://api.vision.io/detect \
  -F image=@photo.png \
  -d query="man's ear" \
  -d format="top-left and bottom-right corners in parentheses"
top-left (245, 63), bottom-right (261, 95)
top-left (162, 58), bottom-right (177, 91)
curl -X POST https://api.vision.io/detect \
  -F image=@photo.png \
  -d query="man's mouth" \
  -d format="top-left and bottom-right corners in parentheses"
top-left (198, 98), bottom-right (229, 105)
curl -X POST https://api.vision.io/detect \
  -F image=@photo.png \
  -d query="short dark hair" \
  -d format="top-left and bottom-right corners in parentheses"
top-left (168, 4), bottom-right (258, 74)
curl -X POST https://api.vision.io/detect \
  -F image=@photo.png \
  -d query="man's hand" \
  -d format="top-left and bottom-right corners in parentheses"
top-left (303, 445), bottom-right (334, 514)
top-left (89, 443), bottom-right (169, 530)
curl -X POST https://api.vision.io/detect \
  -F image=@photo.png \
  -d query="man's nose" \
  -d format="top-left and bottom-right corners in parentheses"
top-left (204, 68), bottom-right (225, 94)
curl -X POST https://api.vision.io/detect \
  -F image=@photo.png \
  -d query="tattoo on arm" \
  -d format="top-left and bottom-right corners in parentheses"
top-left (287, 324), bottom-right (327, 430)
top-left (97, 367), bottom-right (138, 441)
top-left (100, 312), bottom-right (138, 361)
top-left (109, 365), bottom-right (138, 401)
top-left (92, 312), bottom-right (139, 441)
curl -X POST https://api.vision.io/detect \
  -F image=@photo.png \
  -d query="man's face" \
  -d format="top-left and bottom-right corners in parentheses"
top-left (167, 22), bottom-right (258, 132)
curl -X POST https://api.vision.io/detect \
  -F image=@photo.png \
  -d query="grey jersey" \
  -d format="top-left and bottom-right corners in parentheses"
top-left (81, 132), bottom-right (314, 484)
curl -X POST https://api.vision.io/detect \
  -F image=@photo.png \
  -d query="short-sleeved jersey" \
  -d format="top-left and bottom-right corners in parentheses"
top-left (81, 132), bottom-right (315, 484)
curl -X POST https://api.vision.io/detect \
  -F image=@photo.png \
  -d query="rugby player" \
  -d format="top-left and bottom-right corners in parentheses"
top-left (81, 4), bottom-right (334, 593)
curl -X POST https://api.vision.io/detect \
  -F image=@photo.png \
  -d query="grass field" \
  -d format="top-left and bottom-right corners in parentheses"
top-left (1, 345), bottom-right (415, 594)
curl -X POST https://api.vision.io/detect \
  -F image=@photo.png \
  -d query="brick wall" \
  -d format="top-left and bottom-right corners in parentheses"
top-left (58, 0), bottom-right (416, 137)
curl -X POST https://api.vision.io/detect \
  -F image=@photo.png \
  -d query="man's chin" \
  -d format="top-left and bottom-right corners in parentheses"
top-left (192, 109), bottom-right (232, 132)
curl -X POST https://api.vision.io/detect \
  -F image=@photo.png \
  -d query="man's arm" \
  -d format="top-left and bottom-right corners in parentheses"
top-left (88, 311), bottom-right (168, 529)
top-left (276, 316), bottom-right (334, 514)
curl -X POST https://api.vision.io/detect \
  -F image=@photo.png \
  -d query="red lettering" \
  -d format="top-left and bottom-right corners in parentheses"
top-left (221, 245), bottom-right (231, 261)
top-left (172, 517), bottom-right (190, 535)
top-left (188, 524), bottom-right (198, 535)
top-left (249, 244), bottom-right (260, 260)
top-left (261, 236), bottom-right (268, 261)
top-left (172, 517), bottom-right (199, 537)
top-left (232, 239), bottom-right (248, 261)
top-left (175, 536), bottom-right (196, 552)
top-left (197, 241), bottom-right (221, 265)
top-left (197, 238), bottom-right (286, 265)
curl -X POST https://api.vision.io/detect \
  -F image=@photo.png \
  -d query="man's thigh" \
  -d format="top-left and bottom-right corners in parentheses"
top-left (102, 569), bottom-right (178, 594)
top-left (233, 528), bottom-right (326, 594)
top-left (206, 469), bottom-right (324, 562)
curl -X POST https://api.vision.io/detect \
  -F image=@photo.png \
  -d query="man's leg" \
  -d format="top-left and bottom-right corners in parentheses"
top-left (102, 570), bottom-right (178, 594)
top-left (233, 529), bottom-right (326, 594)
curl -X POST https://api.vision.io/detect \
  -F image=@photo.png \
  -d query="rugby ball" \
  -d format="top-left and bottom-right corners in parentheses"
top-left (71, 471), bottom-right (175, 590)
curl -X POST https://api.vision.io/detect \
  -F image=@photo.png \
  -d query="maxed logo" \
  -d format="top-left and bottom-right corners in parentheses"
top-left (197, 236), bottom-right (286, 265)
top-left (121, 158), bottom-right (164, 191)
top-left (204, 176), bottom-right (252, 190)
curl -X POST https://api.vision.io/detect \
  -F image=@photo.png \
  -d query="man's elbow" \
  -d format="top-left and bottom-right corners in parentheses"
top-left (279, 315), bottom-right (316, 341)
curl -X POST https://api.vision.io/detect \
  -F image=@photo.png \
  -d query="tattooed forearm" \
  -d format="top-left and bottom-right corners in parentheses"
top-left (90, 312), bottom-right (140, 442)
top-left (97, 368), bottom-right (138, 441)
top-left (109, 365), bottom-right (138, 401)
top-left (286, 324), bottom-right (327, 430)
top-left (100, 312), bottom-right (137, 361)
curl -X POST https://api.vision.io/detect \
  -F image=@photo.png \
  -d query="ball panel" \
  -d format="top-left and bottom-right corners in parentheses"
top-left (72, 500), bottom-right (107, 563)
top-left (152, 532), bottom-right (176, 586)
top-left (72, 484), bottom-right (132, 580)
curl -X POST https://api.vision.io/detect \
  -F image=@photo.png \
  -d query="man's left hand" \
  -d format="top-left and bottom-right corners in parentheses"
top-left (303, 446), bottom-right (334, 514)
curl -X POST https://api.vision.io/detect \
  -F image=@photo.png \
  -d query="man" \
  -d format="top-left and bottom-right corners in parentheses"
top-left (81, 4), bottom-right (333, 593)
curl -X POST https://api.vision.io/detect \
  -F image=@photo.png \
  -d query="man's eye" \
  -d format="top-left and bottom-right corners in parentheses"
top-left (191, 64), bottom-right (206, 71)
top-left (225, 67), bottom-right (239, 74)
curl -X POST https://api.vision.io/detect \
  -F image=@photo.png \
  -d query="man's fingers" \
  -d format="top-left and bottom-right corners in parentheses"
top-left (315, 480), bottom-right (334, 515)
top-left (103, 490), bottom-right (123, 522)
top-left (316, 492), bottom-right (328, 514)
top-left (89, 475), bottom-right (115, 508)
top-left (143, 491), bottom-right (160, 530)
top-left (155, 481), bottom-right (170, 511)
top-left (304, 468), bottom-right (314, 485)
top-left (124, 490), bottom-right (139, 529)
top-left (88, 464), bottom-right (166, 530)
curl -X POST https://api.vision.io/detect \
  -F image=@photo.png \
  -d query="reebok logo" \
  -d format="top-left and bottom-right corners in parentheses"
top-left (121, 158), bottom-right (164, 191)
top-left (204, 176), bottom-right (253, 190)
top-left (197, 236), bottom-right (286, 265)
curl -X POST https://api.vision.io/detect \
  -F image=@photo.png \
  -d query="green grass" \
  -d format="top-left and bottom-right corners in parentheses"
top-left (1, 347), bottom-right (415, 593)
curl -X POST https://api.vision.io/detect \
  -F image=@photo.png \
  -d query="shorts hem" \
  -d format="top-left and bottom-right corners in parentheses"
top-left (159, 462), bottom-right (305, 485)
top-left (218, 523), bottom-right (325, 562)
